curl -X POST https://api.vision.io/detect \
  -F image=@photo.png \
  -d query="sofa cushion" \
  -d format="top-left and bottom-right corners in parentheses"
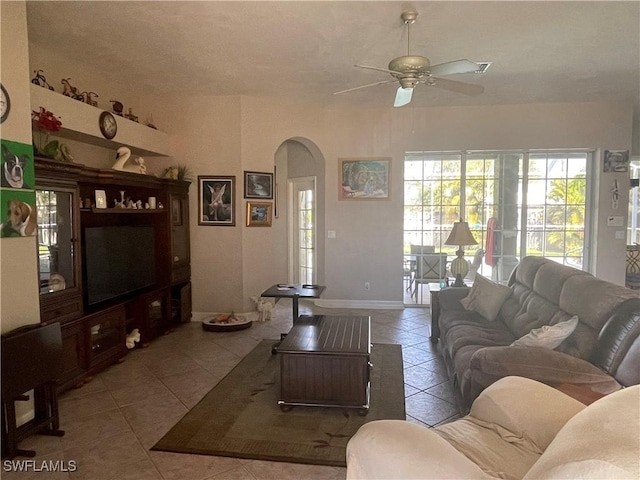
top-left (555, 275), bottom-right (640, 359)
top-left (459, 275), bottom-right (512, 322)
top-left (469, 346), bottom-right (622, 395)
top-left (435, 377), bottom-right (586, 480)
top-left (346, 420), bottom-right (488, 479)
top-left (523, 385), bottom-right (640, 480)
top-left (511, 316), bottom-right (579, 349)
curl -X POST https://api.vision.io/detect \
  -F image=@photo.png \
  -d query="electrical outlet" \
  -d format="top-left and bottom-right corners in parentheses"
top-left (364, 282), bottom-right (371, 290)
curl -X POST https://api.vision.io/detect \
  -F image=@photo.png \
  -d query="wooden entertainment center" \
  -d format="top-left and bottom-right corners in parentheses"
top-left (35, 157), bottom-right (191, 392)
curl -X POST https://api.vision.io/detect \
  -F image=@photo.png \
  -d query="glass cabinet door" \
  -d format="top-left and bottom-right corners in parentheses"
top-left (36, 189), bottom-right (76, 294)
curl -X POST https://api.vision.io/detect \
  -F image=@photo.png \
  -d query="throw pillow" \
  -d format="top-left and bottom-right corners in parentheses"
top-left (511, 315), bottom-right (579, 349)
top-left (459, 275), bottom-right (512, 322)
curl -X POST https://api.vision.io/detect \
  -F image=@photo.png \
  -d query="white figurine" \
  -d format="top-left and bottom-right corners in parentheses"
top-left (251, 296), bottom-right (273, 322)
top-left (125, 329), bottom-right (141, 349)
top-left (112, 147), bottom-right (147, 175)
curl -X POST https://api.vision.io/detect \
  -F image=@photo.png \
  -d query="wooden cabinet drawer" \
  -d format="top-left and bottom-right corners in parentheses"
top-left (41, 297), bottom-right (83, 324)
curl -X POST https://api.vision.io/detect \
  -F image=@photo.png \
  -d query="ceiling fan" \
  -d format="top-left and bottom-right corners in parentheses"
top-left (334, 10), bottom-right (486, 107)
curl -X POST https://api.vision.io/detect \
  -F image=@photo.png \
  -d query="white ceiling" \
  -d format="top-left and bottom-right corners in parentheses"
top-left (26, 1), bottom-right (640, 112)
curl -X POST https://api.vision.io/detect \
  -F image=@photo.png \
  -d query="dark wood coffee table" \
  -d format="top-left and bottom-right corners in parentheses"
top-left (277, 315), bottom-right (371, 413)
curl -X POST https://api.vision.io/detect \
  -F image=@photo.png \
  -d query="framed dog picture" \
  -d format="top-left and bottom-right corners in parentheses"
top-left (1, 139), bottom-right (34, 190)
top-left (198, 175), bottom-right (236, 226)
top-left (246, 202), bottom-right (272, 227)
top-left (339, 157), bottom-right (390, 200)
top-left (0, 189), bottom-right (36, 238)
top-left (244, 171), bottom-right (273, 199)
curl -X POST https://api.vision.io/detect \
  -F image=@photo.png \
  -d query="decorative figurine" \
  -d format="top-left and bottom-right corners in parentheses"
top-left (82, 91), bottom-right (99, 107)
top-left (110, 100), bottom-right (124, 116)
top-left (124, 107), bottom-right (139, 123)
top-left (163, 165), bottom-right (179, 180)
top-left (61, 78), bottom-right (84, 101)
top-left (111, 147), bottom-right (147, 175)
top-left (31, 70), bottom-right (54, 90)
top-left (54, 144), bottom-right (74, 163)
top-left (125, 329), bottom-right (140, 349)
top-left (145, 115), bottom-right (157, 129)
top-left (114, 190), bottom-right (126, 208)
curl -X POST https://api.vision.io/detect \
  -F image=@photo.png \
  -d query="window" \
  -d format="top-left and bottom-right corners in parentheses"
top-left (404, 150), bottom-right (592, 287)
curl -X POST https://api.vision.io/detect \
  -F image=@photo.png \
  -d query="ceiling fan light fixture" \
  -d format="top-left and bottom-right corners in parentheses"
top-left (394, 87), bottom-right (413, 107)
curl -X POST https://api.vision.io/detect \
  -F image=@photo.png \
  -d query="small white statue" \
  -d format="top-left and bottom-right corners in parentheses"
top-left (251, 296), bottom-right (273, 322)
top-left (126, 328), bottom-right (141, 349)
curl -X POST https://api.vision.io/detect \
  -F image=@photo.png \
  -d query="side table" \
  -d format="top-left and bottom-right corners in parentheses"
top-left (429, 283), bottom-right (443, 343)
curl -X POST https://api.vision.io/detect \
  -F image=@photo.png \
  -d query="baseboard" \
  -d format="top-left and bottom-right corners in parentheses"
top-left (314, 299), bottom-right (405, 310)
top-left (193, 300), bottom-right (405, 320)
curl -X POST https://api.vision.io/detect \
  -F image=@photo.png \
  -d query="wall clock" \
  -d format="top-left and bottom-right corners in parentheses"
top-left (99, 111), bottom-right (117, 139)
top-left (0, 83), bottom-right (10, 124)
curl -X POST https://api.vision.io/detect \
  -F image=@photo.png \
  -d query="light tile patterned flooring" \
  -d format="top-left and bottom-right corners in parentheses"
top-left (4, 300), bottom-right (459, 480)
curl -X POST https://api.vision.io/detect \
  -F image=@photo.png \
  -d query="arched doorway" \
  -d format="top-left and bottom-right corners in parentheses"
top-left (274, 138), bottom-right (326, 285)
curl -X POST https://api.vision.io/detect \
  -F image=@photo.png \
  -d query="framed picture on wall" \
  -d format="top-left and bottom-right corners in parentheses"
top-left (246, 202), bottom-right (273, 227)
top-left (603, 150), bottom-right (630, 173)
top-left (339, 157), bottom-right (391, 200)
top-left (198, 175), bottom-right (236, 226)
top-left (244, 171), bottom-right (274, 199)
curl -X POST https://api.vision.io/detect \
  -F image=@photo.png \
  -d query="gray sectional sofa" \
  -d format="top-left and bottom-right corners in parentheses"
top-left (436, 256), bottom-right (640, 412)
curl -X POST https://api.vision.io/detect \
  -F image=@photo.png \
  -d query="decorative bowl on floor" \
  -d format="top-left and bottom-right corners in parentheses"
top-left (202, 313), bottom-right (252, 332)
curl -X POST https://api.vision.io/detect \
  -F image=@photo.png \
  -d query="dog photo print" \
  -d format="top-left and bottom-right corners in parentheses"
top-left (1, 189), bottom-right (37, 237)
top-left (1, 139), bottom-right (34, 190)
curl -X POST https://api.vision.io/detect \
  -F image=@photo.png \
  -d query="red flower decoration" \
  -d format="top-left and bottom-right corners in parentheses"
top-left (32, 107), bottom-right (62, 132)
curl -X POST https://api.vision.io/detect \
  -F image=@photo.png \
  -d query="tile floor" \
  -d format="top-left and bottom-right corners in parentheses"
top-left (4, 300), bottom-right (459, 480)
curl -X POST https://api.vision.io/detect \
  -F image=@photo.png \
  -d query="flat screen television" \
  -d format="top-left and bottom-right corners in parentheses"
top-left (84, 225), bottom-right (156, 306)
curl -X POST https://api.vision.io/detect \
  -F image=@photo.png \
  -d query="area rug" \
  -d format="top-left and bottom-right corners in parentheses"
top-left (152, 339), bottom-right (405, 467)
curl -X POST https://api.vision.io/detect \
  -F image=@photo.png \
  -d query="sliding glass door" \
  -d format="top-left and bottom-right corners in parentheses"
top-left (404, 150), bottom-right (592, 302)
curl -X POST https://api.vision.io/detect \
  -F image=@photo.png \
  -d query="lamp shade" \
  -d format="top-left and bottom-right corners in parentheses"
top-left (445, 220), bottom-right (478, 247)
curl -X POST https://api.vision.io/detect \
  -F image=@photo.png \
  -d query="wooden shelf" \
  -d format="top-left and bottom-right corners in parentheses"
top-left (31, 85), bottom-right (170, 157)
top-left (81, 208), bottom-right (165, 214)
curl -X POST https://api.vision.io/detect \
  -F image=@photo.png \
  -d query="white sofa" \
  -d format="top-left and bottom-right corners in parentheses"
top-left (346, 376), bottom-right (640, 479)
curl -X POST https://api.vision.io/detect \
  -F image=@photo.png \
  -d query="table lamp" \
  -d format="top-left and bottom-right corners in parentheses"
top-left (445, 219), bottom-right (478, 287)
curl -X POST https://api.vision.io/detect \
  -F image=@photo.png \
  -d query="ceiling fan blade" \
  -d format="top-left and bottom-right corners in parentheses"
top-left (394, 87), bottom-right (413, 107)
top-left (333, 79), bottom-right (396, 95)
top-left (428, 77), bottom-right (484, 96)
top-left (355, 64), bottom-right (403, 76)
top-left (429, 59), bottom-right (479, 77)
